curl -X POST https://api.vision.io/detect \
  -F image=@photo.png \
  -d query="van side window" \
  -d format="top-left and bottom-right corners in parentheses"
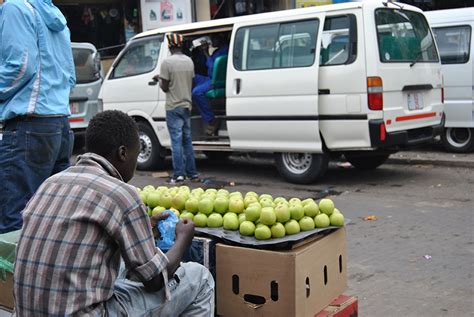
top-left (432, 26), bottom-right (471, 64)
top-left (320, 15), bottom-right (357, 66)
top-left (233, 19), bottom-right (319, 71)
top-left (375, 9), bottom-right (438, 63)
top-left (111, 36), bottom-right (162, 79)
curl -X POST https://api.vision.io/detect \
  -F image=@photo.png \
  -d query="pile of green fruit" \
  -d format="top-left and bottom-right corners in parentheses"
top-left (137, 185), bottom-right (345, 240)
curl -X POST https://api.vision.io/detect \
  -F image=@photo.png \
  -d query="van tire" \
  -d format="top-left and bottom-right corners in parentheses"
top-left (441, 128), bottom-right (474, 153)
top-left (275, 152), bottom-right (328, 184)
top-left (344, 153), bottom-right (389, 170)
top-left (137, 121), bottom-right (166, 170)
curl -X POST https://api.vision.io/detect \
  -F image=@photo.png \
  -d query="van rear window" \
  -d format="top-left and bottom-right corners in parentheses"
top-left (375, 9), bottom-right (438, 63)
top-left (432, 26), bottom-right (471, 64)
top-left (73, 48), bottom-right (100, 84)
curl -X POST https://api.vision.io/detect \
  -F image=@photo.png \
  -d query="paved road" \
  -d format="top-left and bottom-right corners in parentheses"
top-left (127, 151), bottom-right (473, 317)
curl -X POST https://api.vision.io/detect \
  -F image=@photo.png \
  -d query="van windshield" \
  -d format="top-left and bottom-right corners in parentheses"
top-left (73, 48), bottom-right (101, 84)
top-left (375, 9), bottom-right (438, 63)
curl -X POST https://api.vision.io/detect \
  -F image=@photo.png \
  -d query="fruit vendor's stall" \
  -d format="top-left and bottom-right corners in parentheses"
top-left (0, 185), bottom-right (357, 316)
top-left (142, 185), bottom-right (353, 317)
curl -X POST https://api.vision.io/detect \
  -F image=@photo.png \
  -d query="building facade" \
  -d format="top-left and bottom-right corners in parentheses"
top-left (53, 0), bottom-right (472, 58)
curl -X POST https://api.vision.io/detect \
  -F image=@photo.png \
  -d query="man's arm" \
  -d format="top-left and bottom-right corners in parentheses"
top-left (0, 3), bottom-right (38, 101)
top-left (159, 77), bottom-right (170, 93)
top-left (143, 218), bottom-right (194, 292)
top-left (158, 60), bottom-right (170, 93)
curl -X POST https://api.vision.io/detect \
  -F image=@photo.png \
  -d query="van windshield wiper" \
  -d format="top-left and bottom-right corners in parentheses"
top-left (410, 49), bottom-right (425, 67)
top-left (382, 1), bottom-right (403, 9)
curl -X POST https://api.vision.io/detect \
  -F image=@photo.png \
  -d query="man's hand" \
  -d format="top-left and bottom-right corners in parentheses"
top-left (152, 74), bottom-right (160, 82)
top-left (175, 218), bottom-right (195, 247)
top-left (150, 212), bottom-right (170, 238)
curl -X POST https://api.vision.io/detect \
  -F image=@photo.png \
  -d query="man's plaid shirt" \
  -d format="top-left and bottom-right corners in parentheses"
top-left (13, 153), bottom-right (168, 316)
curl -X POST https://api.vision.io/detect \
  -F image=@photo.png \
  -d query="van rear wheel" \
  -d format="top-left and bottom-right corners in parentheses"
top-left (275, 152), bottom-right (328, 184)
top-left (441, 127), bottom-right (474, 153)
top-left (344, 153), bottom-right (389, 170)
top-left (137, 121), bottom-right (166, 170)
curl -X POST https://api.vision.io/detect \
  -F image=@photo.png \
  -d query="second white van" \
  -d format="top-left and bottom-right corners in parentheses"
top-left (426, 8), bottom-right (474, 153)
top-left (100, 1), bottom-right (444, 184)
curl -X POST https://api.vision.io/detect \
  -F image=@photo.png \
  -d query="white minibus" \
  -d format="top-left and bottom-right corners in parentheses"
top-left (426, 8), bottom-right (473, 153)
top-left (99, 1), bottom-right (444, 184)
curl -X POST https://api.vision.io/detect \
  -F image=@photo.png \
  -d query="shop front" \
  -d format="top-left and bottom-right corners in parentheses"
top-left (56, 0), bottom-right (140, 57)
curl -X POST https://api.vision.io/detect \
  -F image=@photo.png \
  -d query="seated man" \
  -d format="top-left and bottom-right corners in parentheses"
top-left (192, 33), bottom-right (229, 136)
top-left (13, 110), bottom-right (214, 316)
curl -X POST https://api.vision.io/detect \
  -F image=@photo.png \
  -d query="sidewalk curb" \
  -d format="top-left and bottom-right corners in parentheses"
top-left (387, 157), bottom-right (474, 169)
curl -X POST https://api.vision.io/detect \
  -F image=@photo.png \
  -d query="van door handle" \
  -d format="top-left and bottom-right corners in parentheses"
top-left (234, 78), bottom-right (241, 95)
top-left (148, 81), bottom-right (158, 86)
top-left (318, 89), bottom-right (330, 95)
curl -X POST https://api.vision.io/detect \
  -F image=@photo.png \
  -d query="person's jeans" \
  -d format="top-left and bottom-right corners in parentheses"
top-left (166, 107), bottom-right (198, 178)
top-left (0, 116), bottom-right (73, 233)
top-left (192, 75), bottom-right (214, 124)
top-left (105, 262), bottom-right (215, 316)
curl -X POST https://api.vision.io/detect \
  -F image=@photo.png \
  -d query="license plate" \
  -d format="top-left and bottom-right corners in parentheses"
top-left (407, 93), bottom-right (424, 111)
top-left (70, 102), bottom-right (80, 114)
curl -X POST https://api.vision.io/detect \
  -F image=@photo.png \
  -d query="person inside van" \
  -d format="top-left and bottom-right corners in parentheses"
top-left (192, 33), bottom-right (229, 136)
top-left (13, 110), bottom-right (215, 316)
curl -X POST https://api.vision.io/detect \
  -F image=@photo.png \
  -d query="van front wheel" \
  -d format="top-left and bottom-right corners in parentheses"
top-left (441, 127), bottom-right (474, 153)
top-left (344, 153), bottom-right (389, 170)
top-left (275, 152), bottom-right (328, 184)
top-left (137, 121), bottom-right (166, 170)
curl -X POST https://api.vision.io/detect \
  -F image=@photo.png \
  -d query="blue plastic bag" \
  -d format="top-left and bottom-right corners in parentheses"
top-left (157, 210), bottom-right (179, 252)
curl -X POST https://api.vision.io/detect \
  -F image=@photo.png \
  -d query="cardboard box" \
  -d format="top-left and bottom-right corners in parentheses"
top-left (216, 228), bottom-right (347, 317)
top-left (183, 236), bottom-right (216, 279)
top-left (0, 230), bottom-right (21, 310)
top-left (0, 273), bottom-right (13, 310)
top-left (314, 294), bottom-right (358, 317)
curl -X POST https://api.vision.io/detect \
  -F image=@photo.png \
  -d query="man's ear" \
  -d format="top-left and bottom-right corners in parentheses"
top-left (118, 145), bottom-right (127, 162)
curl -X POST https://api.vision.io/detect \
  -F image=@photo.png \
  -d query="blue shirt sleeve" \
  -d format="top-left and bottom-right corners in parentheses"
top-left (0, 3), bottom-right (38, 101)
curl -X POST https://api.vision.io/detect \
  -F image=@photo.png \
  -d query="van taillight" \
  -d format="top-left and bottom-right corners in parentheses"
top-left (367, 76), bottom-right (383, 111)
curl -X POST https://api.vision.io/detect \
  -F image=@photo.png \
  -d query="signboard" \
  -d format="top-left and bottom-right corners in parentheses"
top-left (141, 0), bottom-right (192, 31)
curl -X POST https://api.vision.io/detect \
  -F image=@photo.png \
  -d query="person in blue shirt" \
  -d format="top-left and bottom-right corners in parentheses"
top-left (192, 33), bottom-right (229, 136)
top-left (0, 0), bottom-right (76, 233)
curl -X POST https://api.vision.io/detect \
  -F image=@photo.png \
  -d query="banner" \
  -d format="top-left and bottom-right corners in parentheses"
top-left (141, 0), bottom-right (192, 31)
